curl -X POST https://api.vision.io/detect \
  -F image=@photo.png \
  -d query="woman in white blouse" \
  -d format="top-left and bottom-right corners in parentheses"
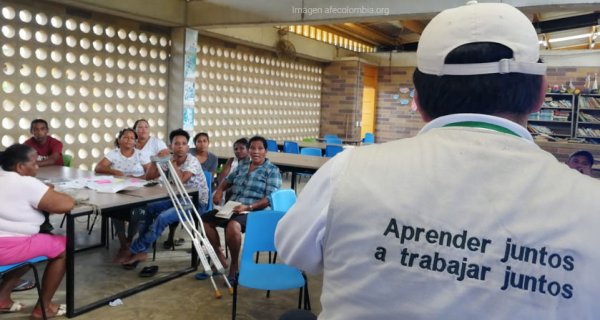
top-left (133, 119), bottom-right (169, 159)
top-left (95, 128), bottom-right (153, 178)
top-left (95, 128), bottom-right (158, 261)
top-left (0, 144), bottom-right (75, 319)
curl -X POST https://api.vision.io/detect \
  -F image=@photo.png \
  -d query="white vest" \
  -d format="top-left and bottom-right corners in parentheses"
top-left (322, 127), bottom-right (600, 319)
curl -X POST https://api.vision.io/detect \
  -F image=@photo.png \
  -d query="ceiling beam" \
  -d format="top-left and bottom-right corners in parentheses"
top-left (314, 25), bottom-right (380, 46)
top-left (536, 12), bottom-right (600, 34)
top-left (337, 23), bottom-right (397, 45)
top-left (398, 20), bottom-right (425, 34)
top-left (553, 43), bottom-right (599, 50)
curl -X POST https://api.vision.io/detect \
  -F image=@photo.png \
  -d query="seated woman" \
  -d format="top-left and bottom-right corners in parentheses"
top-left (216, 137), bottom-right (249, 186)
top-left (0, 144), bottom-right (75, 319)
top-left (190, 132), bottom-right (218, 176)
top-left (95, 128), bottom-right (157, 262)
top-left (134, 119), bottom-right (169, 158)
top-left (203, 136), bottom-right (282, 283)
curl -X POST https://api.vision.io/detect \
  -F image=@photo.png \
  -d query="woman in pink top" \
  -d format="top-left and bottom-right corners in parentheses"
top-left (0, 144), bottom-right (75, 319)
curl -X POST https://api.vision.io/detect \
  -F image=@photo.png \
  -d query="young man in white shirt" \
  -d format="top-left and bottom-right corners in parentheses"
top-left (276, 2), bottom-right (600, 319)
top-left (120, 129), bottom-right (209, 267)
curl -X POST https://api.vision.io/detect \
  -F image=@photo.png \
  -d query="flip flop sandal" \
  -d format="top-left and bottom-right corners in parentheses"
top-left (29, 304), bottom-right (66, 319)
top-left (12, 279), bottom-right (35, 292)
top-left (173, 238), bottom-right (185, 246)
top-left (122, 260), bottom-right (140, 270)
top-left (0, 301), bottom-right (25, 313)
top-left (139, 266), bottom-right (159, 277)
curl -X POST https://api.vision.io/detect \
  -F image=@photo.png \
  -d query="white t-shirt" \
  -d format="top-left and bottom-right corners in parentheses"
top-left (105, 148), bottom-right (150, 177)
top-left (276, 114), bottom-right (600, 319)
top-left (0, 170), bottom-right (49, 236)
top-left (138, 136), bottom-right (167, 159)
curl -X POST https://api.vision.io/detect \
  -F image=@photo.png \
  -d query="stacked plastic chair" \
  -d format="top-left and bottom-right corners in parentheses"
top-left (362, 132), bottom-right (375, 144)
top-left (325, 145), bottom-right (344, 157)
top-left (266, 139), bottom-right (279, 152)
top-left (283, 141), bottom-right (300, 154)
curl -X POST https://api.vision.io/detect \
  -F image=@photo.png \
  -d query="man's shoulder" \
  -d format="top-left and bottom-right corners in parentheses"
top-left (23, 137), bottom-right (35, 146)
top-left (47, 136), bottom-right (63, 146)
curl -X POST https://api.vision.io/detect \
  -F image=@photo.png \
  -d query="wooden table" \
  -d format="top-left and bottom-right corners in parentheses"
top-left (211, 147), bottom-right (329, 189)
top-left (37, 166), bottom-right (199, 317)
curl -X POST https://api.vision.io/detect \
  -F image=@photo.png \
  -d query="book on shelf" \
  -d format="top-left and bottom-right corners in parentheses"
top-left (542, 99), bottom-right (572, 109)
top-left (578, 128), bottom-right (600, 138)
top-left (528, 124), bottom-right (554, 135)
top-left (579, 96), bottom-right (600, 109)
top-left (579, 113), bottom-right (600, 123)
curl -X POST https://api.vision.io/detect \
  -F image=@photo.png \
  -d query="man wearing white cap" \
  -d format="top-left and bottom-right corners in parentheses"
top-left (276, 1), bottom-right (600, 319)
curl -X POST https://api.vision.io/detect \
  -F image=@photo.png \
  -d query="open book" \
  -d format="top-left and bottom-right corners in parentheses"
top-left (214, 201), bottom-right (243, 219)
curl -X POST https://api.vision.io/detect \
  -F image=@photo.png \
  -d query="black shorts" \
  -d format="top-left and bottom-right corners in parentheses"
top-left (202, 211), bottom-right (248, 233)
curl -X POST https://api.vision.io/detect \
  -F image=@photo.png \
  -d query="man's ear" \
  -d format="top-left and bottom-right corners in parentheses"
top-left (413, 90), bottom-right (432, 123)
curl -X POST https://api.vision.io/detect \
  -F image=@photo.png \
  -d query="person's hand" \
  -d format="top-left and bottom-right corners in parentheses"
top-left (212, 190), bottom-right (222, 205)
top-left (232, 204), bottom-right (249, 214)
top-left (158, 149), bottom-right (171, 157)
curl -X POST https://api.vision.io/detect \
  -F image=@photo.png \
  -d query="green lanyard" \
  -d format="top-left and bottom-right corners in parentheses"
top-left (443, 121), bottom-right (521, 137)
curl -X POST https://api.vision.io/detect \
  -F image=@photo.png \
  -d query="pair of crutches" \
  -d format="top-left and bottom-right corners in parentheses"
top-left (151, 156), bottom-right (233, 298)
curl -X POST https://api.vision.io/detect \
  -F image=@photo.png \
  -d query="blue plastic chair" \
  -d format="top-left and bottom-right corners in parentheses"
top-left (362, 132), bottom-right (375, 144)
top-left (323, 134), bottom-right (338, 140)
top-left (325, 145), bottom-right (344, 157)
top-left (283, 141), bottom-right (300, 154)
top-left (300, 147), bottom-right (322, 157)
top-left (266, 139), bottom-right (279, 152)
top-left (232, 211), bottom-right (310, 319)
top-left (325, 137), bottom-right (342, 145)
top-left (0, 256), bottom-right (48, 319)
top-left (271, 189), bottom-right (297, 212)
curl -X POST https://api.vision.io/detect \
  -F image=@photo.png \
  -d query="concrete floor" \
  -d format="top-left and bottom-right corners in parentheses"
top-left (4, 175), bottom-right (322, 320)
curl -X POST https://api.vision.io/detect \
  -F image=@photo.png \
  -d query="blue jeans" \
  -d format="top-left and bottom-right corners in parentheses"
top-left (129, 198), bottom-right (206, 254)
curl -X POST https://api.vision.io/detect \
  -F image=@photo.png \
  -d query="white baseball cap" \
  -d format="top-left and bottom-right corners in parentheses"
top-left (417, 1), bottom-right (547, 76)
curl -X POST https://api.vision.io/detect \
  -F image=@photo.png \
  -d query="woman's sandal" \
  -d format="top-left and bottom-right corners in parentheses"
top-left (29, 304), bottom-right (66, 319)
top-left (12, 279), bottom-right (36, 292)
top-left (139, 265), bottom-right (159, 277)
top-left (0, 301), bottom-right (25, 313)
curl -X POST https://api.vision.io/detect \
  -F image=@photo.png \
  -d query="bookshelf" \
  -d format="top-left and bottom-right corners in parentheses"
top-left (575, 94), bottom-right (600, 143)
top-left (528, 93), bottom-right (575, 139)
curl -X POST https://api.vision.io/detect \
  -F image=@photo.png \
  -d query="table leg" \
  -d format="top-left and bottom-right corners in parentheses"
top-left (291, 172), bottom-right (297, 190)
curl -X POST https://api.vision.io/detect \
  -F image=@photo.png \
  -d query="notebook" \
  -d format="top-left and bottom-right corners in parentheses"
top-left (214, 201), bottom-right (242, 219)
